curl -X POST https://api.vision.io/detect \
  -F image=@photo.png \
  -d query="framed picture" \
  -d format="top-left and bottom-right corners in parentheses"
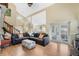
top-left (5, 8), bottom-right (11, 16)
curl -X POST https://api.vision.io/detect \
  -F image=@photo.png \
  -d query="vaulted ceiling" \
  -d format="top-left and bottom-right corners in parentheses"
top-left (14, 3), bottom-right (53, 17)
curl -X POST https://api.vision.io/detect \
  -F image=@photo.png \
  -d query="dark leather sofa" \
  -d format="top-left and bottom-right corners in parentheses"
top-left (28, 32), bottom-right (49, 46)
top-left (29, 37), bottom-right (49, 46)
top-left (11, 32), bottom-right (49, 46)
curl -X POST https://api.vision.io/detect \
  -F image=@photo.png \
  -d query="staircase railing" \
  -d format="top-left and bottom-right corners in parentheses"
top-left (4, 21), bottom-right (20, 34)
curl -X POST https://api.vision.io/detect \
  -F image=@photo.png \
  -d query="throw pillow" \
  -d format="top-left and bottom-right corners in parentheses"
top-left (4, 32), bottom-right (11, 39)
top-left (39, 33), bottom-right (44, 39)
top-left (19, 33), bottom-right (23, 38)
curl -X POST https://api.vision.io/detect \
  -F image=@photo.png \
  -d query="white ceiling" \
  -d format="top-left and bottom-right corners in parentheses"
top-left (14, 3), bottom-right (53, 17)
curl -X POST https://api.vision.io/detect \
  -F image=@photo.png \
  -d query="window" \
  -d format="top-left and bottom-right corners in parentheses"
top-left (32, 10), bottom-right (46, 25)
top-left (31, 10), bottom-right (46, 32)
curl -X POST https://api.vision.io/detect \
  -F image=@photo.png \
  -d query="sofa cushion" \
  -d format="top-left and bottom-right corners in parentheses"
top-left (23, 32), bottom-right (30, 37)
top-left (4, 32), bottom-right (11, 39)
top-left (33, 33), bottom-right (40, 37)
top-left (43, 37), bottom-right (49, 45)
top-left (19, 33), bottom-right (23, 38)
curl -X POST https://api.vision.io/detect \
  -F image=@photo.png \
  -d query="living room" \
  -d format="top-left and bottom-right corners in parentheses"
top-left (0, 3), bottom-right (79, 56)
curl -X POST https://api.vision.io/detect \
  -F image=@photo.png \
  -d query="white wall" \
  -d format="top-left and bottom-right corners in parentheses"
top-left (0, 5), bottom-right (6, 34)
top-left (46, 4), bottom-right (79, 43)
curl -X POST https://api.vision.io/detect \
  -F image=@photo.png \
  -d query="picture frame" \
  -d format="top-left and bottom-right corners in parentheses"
top-left (5, 8), bottom-right (11, 16)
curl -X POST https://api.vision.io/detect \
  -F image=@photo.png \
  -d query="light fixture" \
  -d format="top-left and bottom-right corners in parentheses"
top-left (27, 3), bottom-right (33, 7)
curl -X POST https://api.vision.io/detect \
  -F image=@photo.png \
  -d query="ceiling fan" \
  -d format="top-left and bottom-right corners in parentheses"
top-left (27, 3), bottom-right (33, 7)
